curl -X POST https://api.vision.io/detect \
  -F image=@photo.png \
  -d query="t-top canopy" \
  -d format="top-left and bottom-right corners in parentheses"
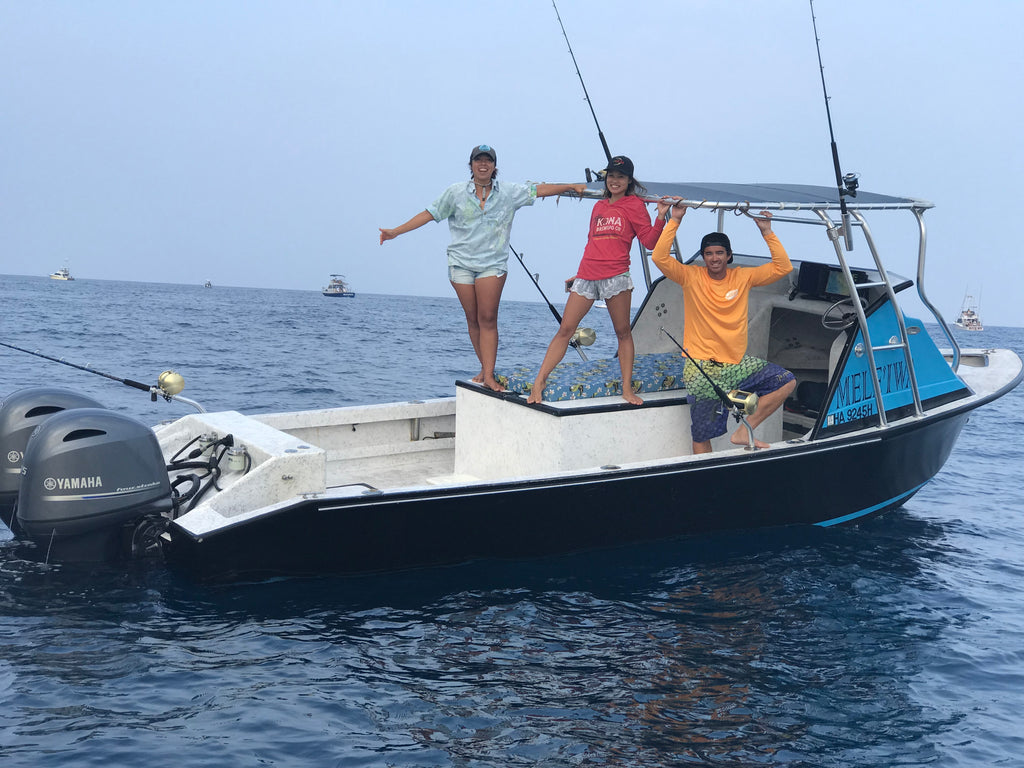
top-left (579, 181), bottom-right (932, 211)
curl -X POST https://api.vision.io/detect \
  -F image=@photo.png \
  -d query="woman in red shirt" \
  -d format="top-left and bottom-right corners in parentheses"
top-left (527, 156), bottom-right (671, 404)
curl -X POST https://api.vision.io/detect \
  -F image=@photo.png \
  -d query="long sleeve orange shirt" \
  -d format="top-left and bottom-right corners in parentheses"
top-left (652, 219), bottom-right (792, 364)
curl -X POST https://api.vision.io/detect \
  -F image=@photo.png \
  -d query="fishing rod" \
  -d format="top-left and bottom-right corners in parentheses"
top-left (552, 0), bottom-right (612, 170)
top-left (809, 0), bottom-right (859, 251)
top-left (509, 244), bottom-right (593, 361)
top-left (659, 327), bottom-right (760, 450)
top-left (0, 340), bottom-right (206, 413)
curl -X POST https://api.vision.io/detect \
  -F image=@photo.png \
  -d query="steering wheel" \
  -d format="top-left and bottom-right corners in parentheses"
top-left (821, 297), bottom-right (866, 330)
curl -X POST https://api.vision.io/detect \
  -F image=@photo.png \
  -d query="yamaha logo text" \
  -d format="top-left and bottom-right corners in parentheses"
top-left (42, 476), bottom-right (104, 491)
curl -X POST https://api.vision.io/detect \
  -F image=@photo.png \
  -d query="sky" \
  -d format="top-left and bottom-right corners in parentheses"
top-left (3, 1), bottom-right (1023, 327)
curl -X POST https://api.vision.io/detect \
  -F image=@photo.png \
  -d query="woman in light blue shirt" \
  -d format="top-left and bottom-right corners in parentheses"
top-left (380, 144), bottom-right (584, 391)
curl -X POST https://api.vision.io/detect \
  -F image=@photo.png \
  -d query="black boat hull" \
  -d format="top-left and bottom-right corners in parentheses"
top-left (166, 406), bottom-right (969, 579)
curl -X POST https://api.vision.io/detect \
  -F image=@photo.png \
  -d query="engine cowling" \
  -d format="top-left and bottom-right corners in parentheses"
top-left (16, 407), bottom-right (173, 562)
top-left (0, 387), bottom-right (104, 520)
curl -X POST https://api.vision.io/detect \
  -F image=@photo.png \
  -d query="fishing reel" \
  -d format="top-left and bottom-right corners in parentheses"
top-left (158, 370), bottom-right (185, 396)
top-left (153, 369), bottom-right (205, 413)
top-left (726, 389), bottom-right (758, 417)
top-left (571, 327), bottom-right (596, 347)
top-left (841, 172), bottom-right (860, 198)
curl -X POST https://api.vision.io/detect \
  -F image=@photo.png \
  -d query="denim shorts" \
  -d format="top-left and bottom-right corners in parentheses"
top-left (448, 265), bottom-right (507, 285)
top-left (570, 273), bottom-right (634, 301)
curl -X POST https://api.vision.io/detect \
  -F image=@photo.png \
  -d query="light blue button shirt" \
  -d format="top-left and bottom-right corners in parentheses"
top-left (427, 180), bottom-right (537, 272)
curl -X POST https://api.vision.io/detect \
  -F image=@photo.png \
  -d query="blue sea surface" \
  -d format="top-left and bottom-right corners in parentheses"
top-left (1, 274), bottom-right (1023, 767)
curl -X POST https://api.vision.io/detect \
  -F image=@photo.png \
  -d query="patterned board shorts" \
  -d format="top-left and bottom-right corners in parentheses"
top-left (570, 273), bottom-right (634, 301)
top-left (683, 355), bottom-right (795, 442)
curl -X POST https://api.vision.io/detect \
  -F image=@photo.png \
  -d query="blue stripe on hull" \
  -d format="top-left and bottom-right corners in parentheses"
top-left (815, 481), bottom-right (928, 527)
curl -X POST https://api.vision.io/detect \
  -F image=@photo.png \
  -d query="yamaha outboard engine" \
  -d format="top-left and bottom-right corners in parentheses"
top-left (16, 408), bottom-right (174, 562)
top-left (0, 387), bottom-right (104, 525)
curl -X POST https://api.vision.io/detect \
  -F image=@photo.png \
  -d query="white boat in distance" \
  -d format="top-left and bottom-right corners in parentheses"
top-left (955, 291), bottom-right (983, 331)
top-left (49, 265), bottom-right (74, 281)
top-left (322, 274), bottom-right (355, 297)
top-left (2, 180), bottom-right (1021, 580)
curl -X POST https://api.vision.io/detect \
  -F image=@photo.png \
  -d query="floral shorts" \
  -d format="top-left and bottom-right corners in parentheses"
top-left (570, 273), bottom-right (634, 301)
top-left (683, 355), bottom-right (795, 442)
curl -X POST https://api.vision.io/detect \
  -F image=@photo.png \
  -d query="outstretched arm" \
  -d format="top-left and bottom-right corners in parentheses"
top-left (535, 183), bottom-right (587, 198)
top-left (379, 210), bottom-right (434, 245)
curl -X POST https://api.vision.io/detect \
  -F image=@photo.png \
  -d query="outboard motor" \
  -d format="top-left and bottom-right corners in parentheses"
top-left (0, 387), bottom-right (104, 525)
top-left (16, 408), bottom-right (173, 562)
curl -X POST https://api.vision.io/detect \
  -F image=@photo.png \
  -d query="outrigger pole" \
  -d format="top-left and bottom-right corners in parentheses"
top-left (659, 328), bottom-right (760, 451)
top-left (809, 0), bottom-right (859, 251)
top-left (0, 340), bottom-right (205, 413)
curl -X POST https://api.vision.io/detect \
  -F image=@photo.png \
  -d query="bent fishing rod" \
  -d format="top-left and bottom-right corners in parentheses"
top-left (509, 244), bottom-right (593, 361)
top-left (659, 327), bottom-right (760, 450)
top-left (809, 0), bottom-right (859, 251)
top-left (0, 340), bottom-right (206, 413)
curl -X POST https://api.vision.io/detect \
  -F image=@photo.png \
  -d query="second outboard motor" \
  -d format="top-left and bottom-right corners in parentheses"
top-left (16, 408), bottom-right (173, 562)
top-left (0, 387), bottom-right (104, 524)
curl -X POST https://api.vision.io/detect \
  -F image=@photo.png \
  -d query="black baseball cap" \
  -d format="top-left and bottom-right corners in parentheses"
top-left (603, 155), bottom-right (634, 178)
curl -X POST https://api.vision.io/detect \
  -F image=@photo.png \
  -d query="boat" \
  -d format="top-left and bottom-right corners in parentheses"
top-left (954, 291), bottom-right (983, 331)
top-left (1, 181), bottom-right (1020, 579)
top-left (322, 274), bottom-right (355, 297)
top-left (49, 265), bottom-right (74, 281)
top-left (204, 280), bottom-right (212, 288)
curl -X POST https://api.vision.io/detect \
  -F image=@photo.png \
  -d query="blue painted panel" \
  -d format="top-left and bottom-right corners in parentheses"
top-left (821, 304), bottom-right (968, 431)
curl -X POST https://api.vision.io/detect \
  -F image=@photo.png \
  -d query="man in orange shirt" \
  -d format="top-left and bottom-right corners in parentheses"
top-left (652, 202), bottom-right (796, 453)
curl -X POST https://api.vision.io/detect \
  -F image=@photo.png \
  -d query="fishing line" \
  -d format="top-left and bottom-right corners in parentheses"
top-left (809, 0), bottom-right (859, 250)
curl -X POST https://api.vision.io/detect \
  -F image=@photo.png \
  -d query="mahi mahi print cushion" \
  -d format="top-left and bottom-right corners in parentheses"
top-left (497, 352), bottom-right (688, 401)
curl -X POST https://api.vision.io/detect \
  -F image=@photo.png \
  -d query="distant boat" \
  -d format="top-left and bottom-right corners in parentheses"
top-left (322, 274), bottom-right (355, 297)
top-left (204, 280), bottom-right (212, 288)
top-left (954, 291), bottom-right (983, 331)
top-left (49, 265), bottom-right (74, 281)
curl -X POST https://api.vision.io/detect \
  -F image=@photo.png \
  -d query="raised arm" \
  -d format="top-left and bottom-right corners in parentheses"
top-left (629, 196), bottom-right (668, 250)
top-left (750, 211), bottom-right (793, 283)
top-left (651, 201), bottom-right (688, 282)
top-left (379, 210), bottom-right (434, 245)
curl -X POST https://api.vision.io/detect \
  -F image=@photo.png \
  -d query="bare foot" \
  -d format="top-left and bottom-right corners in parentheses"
top-left (472, 371), bottom-right (484, 383)
top-left (482, 377), bottom-right (506, 392)
top-left (526, 380), bottom-right (545, 404)
top-left (622, 391), bottom-right (643, 406)
top-left (731, 429), bottom-right (769, 449)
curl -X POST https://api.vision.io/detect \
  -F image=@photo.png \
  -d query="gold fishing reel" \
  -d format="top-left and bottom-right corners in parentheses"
top-left (571, 327), bottom-right (596, 346)
top-left (727, 389), bottom-right (758, 416)
top-left (158, 370), bottom-right (185, 396)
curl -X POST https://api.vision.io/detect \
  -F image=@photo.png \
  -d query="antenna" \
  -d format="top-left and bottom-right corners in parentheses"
top-left (552, 0), bottom-right (612, 176)
top-left (810, 0), bottom-right (858, 250)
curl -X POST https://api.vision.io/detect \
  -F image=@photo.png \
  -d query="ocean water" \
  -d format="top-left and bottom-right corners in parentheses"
top-left (1, 274), bottom-right (1023, 767)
